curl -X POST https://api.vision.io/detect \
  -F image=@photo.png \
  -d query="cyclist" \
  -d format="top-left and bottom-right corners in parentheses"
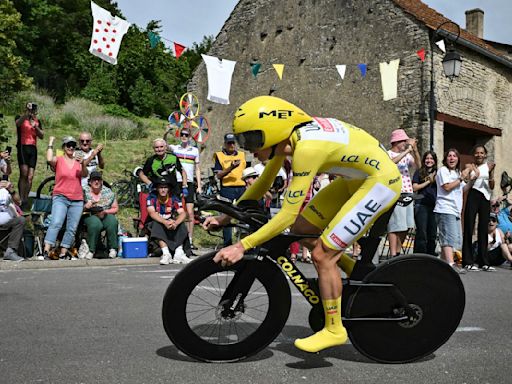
top-left (203, 96), bottom-right (401, 353)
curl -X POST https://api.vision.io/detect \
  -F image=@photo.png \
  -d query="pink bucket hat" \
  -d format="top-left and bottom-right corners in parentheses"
top-left (390, 129), bottom-right (410, 144)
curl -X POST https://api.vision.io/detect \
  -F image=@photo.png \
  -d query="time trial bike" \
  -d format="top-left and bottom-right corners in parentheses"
top-left (162, 195), bottom-right (465, 363)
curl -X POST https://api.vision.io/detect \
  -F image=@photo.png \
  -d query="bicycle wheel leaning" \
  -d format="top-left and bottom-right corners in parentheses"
top-left (162, 252), bottom-right (291, 362)
top-left (36, 176), bottom-right (55, 199)
top-left (345, 254), bottom-right (465, 363)
top-left (111, 180), bottom-right (134, 208)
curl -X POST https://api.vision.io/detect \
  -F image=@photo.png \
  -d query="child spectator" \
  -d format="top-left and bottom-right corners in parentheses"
top-left (412, 150), bottom-right (438, 255)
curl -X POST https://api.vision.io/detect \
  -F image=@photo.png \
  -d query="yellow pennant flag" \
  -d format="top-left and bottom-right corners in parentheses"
top-left (273, 64), bottom-right (284, 80)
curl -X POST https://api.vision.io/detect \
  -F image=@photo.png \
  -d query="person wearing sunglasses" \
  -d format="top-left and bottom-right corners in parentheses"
top-left (167, 128), bottom-right (202, 250)
top-left (203, 96), bottom-right (402, 353)
top-left (77, 131), bottom-right (105, 187)
top-left (41, 136), bottom-right (88, 260)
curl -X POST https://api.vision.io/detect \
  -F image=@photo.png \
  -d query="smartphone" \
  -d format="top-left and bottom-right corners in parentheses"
top-left (1, 174), bottom-right (8, 181)
top-left (5, 146), bottom-right (12, 155)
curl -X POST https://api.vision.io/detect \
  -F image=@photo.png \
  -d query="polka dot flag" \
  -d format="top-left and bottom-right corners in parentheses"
top-left (89, 1), bottom-right (131, 65)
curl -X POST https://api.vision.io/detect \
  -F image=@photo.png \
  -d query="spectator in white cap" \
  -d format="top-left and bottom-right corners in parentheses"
top-left (386, 129), bottom-right (421, 257)
top-left (242, 167), bottom-right (272, 210)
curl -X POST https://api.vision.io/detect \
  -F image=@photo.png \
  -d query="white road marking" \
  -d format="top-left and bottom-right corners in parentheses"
top-left (455, 326), bottom-right (485, 332)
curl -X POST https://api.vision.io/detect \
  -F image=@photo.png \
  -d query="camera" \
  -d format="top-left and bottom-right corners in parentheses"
top-left (6, 146), bottom-right (12, 155)
top-left (26, 102), bottom-right (38, 113)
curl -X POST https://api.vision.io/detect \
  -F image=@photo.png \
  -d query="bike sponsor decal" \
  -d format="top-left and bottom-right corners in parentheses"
top-left (259, 110), bottom-right (293, 119)
top-left (325, 183), bottom-right (397, 249)
top-left (285, 189), bottom-right (305, 204)
top-left (314, 117), bottom-right (335, 132)
top-left (277, 256), bottom-right (320, 304)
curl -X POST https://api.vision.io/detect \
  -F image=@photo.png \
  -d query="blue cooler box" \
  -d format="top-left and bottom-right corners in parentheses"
top-left (122, 237), bottom-right (148, 258)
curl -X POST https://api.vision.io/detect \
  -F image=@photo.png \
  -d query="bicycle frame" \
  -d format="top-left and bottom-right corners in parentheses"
top-left (219, 232), bottom-right (412, 324)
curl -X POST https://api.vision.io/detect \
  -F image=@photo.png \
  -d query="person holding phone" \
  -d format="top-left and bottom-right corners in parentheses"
top-left (0, 147), bottom-right (12, 180)
top-left (213, 133), bottom-right (246, 246)
top-left (15, 102), bottom-right (44, 209)
top-left (41, 136), bottom-right (88, 260)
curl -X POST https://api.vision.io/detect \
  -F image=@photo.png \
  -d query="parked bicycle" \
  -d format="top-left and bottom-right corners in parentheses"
top-left (111, 168), bottom-right (146, 209)
top-left (162, 195), bottom-right (466, 363)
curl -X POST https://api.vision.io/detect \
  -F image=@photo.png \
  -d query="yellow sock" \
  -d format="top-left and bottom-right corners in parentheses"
top-left (337, 253), bottom-right (356, 277)
top-left (294, 297), bottom-right (347, 353)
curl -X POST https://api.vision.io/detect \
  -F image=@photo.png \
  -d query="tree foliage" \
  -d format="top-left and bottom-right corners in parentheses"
top-left (6, 0), bottom-right (213, 117)
top-left (0, 0), bottom-right (32, 100)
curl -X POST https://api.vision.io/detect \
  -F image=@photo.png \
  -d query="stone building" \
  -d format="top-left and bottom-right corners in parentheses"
top-left (189, 0), bottom-right (512, 184)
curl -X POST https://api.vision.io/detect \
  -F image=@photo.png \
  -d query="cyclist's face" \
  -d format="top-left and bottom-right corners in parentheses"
top-left (254, 147), bottom-right (272, 162)
top-left (153, 142), bottom-right (167, 157)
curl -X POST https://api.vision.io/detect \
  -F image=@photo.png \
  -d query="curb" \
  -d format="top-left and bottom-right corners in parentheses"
top-left (0, 249), bottom-right (215, 271)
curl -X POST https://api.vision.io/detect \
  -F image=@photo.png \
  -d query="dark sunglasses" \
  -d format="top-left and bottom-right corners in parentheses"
top-left (181, 133), bottom-right (190, 137)
top-left (65, 142), bottom-right (76, 148)
top-left (80, 140), bottom-right (92, 144)
top-left (489, 218), bottom-right (497, 223)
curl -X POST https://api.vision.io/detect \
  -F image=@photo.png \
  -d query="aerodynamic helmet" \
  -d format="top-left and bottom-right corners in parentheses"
top-left (232, 96), bottom-right (312, 152)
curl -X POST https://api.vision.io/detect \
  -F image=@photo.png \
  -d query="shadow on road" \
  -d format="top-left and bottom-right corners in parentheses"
top-left (156, 345), bottom-right (274, 363)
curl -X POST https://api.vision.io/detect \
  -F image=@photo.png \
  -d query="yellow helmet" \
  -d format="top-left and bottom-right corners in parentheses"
top-left (233, 96), bottom-right (312, 152)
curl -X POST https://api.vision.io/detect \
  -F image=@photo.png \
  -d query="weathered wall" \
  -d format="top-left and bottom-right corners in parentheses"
top-left (189, 0), bottom-right (511, 181)
top-left (189, 0), bottom-right (433, 169)
top-left (435, 46), bottom-right (512, 182)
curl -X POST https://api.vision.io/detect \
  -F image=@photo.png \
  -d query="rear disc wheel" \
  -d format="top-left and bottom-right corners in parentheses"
top-left (346, 254), bottom-right (465, 363)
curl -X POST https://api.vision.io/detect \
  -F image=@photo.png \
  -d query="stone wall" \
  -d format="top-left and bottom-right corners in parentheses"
top-left (189, 0), bottom-right (511, 181)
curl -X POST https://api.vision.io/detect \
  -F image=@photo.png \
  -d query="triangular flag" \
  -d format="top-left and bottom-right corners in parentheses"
top-left (379, 59), bottom-right (400, 101)
top-left (335, 65), bottom-right (346, 80)
top-left (357, 63), bottom-right (367, 78)
top-left (251, 63), bottom-right (261, 78)
top-left (273, 64), bottom-right (284, 80)
top-left (174, 42), bottom-right (186, 59)
top-left (435, 39), bottom-right (446, 53)
top-left (148, 31), bottom-right (160, 48)
top-left (416, 48), bottom-right (426, 62)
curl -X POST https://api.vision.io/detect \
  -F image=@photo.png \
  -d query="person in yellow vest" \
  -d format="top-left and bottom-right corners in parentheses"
top-left (213, 133), bottom-right (247, 246)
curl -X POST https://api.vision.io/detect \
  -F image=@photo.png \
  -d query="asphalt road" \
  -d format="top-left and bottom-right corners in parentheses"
top-left (1, 261), bottom-right (511, 384)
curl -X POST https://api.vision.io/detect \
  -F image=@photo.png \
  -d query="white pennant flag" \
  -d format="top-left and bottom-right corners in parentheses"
top-left (435, 39), bottom-right (446, 53)
top-left (335, 65), bottom-right (347, 80)
top-left (379, 59), bottom-right (400, 101)
top-left (201, 54), bottom-right (237, 104)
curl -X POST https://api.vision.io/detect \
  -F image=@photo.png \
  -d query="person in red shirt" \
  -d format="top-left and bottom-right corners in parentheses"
top-left (15, 102), bottom-right (44, 209)
top-left (40, 136), bottom-right (88, 260)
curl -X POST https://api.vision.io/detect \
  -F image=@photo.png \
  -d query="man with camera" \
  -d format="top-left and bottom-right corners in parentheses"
top-left (213, 133), bottom-right (247, 246)
top-left (15, 102), bottom-right (44, 209)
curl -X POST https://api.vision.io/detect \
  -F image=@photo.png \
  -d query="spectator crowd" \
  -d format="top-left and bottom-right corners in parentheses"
top-left (1, 102), bottom-right (512, 273)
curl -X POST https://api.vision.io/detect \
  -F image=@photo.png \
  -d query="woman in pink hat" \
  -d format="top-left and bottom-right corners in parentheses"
top-left (387, 129), bottom-right (421, 257)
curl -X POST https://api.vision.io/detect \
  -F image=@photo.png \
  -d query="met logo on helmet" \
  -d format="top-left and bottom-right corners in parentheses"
top-left (259, 110), bottom-right (293, 119)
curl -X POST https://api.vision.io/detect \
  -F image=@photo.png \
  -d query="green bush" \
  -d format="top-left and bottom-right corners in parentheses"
top-left (103, 104), bottom-right (138, 120)
top-left (82, 115), bottom-right (145, 141)
top-left (80, 66), bottom-right (120, 105)
top-left (1, 89), bottom-right (60, 129)
top-left (129, 76), bottom-right (155, 117)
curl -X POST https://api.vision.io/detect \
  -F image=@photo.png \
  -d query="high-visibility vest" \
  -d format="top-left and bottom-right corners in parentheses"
top-left (214, 150), bottom-right (246, 187)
